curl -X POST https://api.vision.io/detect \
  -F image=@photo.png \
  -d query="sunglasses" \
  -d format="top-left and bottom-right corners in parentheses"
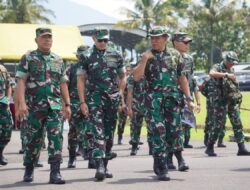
top-left (98, 39), bottom-right (108, 43)
top-left (182, 41), bottom-right (190, 45)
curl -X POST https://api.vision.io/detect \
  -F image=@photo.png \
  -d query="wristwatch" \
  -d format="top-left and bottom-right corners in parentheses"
top-left (186, 96), bottom-right (194, 102)
top-left (65, 103), bottom-right (71, 107)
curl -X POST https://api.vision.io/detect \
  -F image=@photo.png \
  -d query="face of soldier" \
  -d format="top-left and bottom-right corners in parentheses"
top-left (35, 34), bottom-right (52, 53)
top-left (93, 36), bottom-right (108, 51)
top-left (173, 40), bottom-right (190, 53)
top-left (150, 35), bottom-right (167, 52)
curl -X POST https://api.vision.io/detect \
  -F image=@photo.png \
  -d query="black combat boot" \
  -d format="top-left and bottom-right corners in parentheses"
top-left (153, 156), bottom-right (170, 181)
top-left (204, 133), bottom-right (209, 147)
top-left (174, 151), bottom-right (189, 171)
top-left (88, 150), bottom-right (96, 169)
top-left (130, 143), bottom-right (138, 156)
top-left (118, 134), bottom-right (123, 145)
top-left (103, 159), bottom-right (113, 178)
top-left (166, 152), bottom-right (176, 170)
top-left (237, 142), bottom-right (250, 156)
top-left (184, 136), bottom-right (193, 148)
top-left (49, 162), bottom-right (65, 184)
top-left (19, 142), bottom-right (25, 154)
top-left (148, 141), bottom-right (153, 155)
top-left (0, 146), bottom-right (8, 165)
top-left (95, 158), bottom-right (106, 181)
top-left (217, 138), bottom-right (226, 148)
top-left (23, 164), bottom-right (34, 182)
top-left (205, 142), bottom-right (217, 156)
top-left (67, 149), bottom-right (76, 168)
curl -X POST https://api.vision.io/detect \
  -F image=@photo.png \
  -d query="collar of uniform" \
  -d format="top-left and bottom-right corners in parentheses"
top-left (36, 48), bottom-right (52, 56)
top-left (93, 45), bottom-right (106, 55)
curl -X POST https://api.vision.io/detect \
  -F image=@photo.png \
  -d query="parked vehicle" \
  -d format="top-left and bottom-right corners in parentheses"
top-left (235, 70), bottom-right (250, 91)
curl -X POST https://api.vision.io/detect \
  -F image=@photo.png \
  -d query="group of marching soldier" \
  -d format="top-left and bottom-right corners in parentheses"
top-left (0, 25), bottom-right (249, 184)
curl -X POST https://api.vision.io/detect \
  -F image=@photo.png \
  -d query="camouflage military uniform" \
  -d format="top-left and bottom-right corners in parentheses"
top-left (117, 85), bottom-right (128, 144)
top-left (0, 64), bottom-right (14, 165)
top-left (78, 45), bottom-right (124, 159)
top-left (16, 49), bottom-right (68, 165)
top-left (208, 63), bottom-right (244, 144)
top-left (66, 63), bottom-right (85, 157)
top-left (127, 75), bottom-right (150, 152)
top-left (143, 48), bottom-right (185, 158)
top-left (179, 53), bottom-right (199, 146)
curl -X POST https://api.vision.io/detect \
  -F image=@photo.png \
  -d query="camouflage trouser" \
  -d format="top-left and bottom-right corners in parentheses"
top-left (23, 108), bottom-right (64, 166)
top-left (204, 98), bottom-right (226, 140)
top-left (117, 111), bottom-right (127, 136)
top-left (86, 91), bottom-right (120, 159)
top-left (182, 123), bottom-right (191, 139)
top-left (0, 103), bottom-right (13, 148)
top-left (227, 103), bottom-right (245, 143)
top-left (68, 104), bottom-right (85, 151)
top-left (144, 95), bottom-right (183, 158)
top-left (130, 108), bottom-right (143, 144)
top-left (209, 99), bottom-right (244, 143)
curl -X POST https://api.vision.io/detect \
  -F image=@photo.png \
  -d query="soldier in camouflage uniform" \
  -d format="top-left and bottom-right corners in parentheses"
top-left (16, 28), bottom-right (71, 184)
top-left (127, 63), bottom-right (149, 156)
top-left (133, 26), bottom-right (195, 181)
top-left (66, 45), bottom-right (89, 168)
top-left (205, 51), bottom-right (250, 156)
top-left (172, 32), bottom-right (201, 148)
top-left (77, 28), bottom-right (126, 181)
top-left (0, 62), bottom-right (13, 166)
top-left (117, 64), bottom-right (131, 145)
top-left (164, 32), bottom-right (200, 170)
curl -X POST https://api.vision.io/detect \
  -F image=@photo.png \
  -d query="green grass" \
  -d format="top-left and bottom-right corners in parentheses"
top-left (120, 92), bottom-right (250, 141)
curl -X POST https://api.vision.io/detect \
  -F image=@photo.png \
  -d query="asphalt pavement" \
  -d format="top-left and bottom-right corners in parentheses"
top-left (0, 130), bottom-right (250, 190)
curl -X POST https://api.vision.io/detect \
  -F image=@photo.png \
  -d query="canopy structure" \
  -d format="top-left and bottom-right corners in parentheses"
top-left (0, 24), bottom-right (84, 62)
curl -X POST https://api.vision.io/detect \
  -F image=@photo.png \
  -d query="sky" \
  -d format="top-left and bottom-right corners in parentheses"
top-left (70, 0), bottom-right (135, 21)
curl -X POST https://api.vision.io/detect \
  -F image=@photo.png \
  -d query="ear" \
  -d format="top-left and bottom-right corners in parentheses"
top-left (35, 38), bottom-right (38, 43)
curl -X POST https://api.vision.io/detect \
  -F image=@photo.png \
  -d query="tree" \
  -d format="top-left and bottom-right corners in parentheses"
top-left (117, 0), bottom-right (190, 56)
top-left (0, 0), bottom-right (55, 24)
top-left (187, 0), bottom-right (250, 71)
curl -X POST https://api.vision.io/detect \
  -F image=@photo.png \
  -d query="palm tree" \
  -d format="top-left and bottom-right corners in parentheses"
top-left (1, 0), bottom-right (55, 23)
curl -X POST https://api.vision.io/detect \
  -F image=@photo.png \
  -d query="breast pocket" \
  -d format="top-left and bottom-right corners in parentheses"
top-left (51, 63), bottom-right (62, 82)
top-left (29, 61), bottom-right (45, 81)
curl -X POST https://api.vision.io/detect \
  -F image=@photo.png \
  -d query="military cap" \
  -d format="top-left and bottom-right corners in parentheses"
top-left (36, 27), bottom-right (52, 37)
top-left (222, 51), bottom-right (239, 65)
top-left (92, 27), bottom-right (109, 39)
top-left (171, 32), bottom-right (192, 42)
top-left (75, 45), bottom-right (90, 55)
top-left (148, 26), bottom-right (169, 37)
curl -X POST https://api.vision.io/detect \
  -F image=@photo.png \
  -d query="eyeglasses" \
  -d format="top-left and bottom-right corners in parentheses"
top-left (182, 41), bottom-right (190, 45)
top-left (98, 39), bottom-right (108, 43)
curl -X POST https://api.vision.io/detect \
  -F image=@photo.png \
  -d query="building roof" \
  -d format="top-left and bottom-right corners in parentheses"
top-left (0, 24), bottom-right (83, 61)
top-left (79, 23), bottom-right (147, 50)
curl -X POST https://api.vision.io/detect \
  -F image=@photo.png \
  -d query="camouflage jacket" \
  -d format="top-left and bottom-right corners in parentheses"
top-left (16, 49), bottom-right (68, 110)
top-left (223, 77), bottom-right (242, 105)
top-left (66, 63), bottom-right (80, 105)
top-left (210, 62), bottom-right (234, 99)
top-left (77, 45), bottom-right (125, 95)
top-left (127, 75), bottom-right (146, 111)
top-left (181, 53), bottom-right (198, 94)
top-left (0, 65), bottom-right (11, 105)
top-left (144, 48), bottom-right (185, 98)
